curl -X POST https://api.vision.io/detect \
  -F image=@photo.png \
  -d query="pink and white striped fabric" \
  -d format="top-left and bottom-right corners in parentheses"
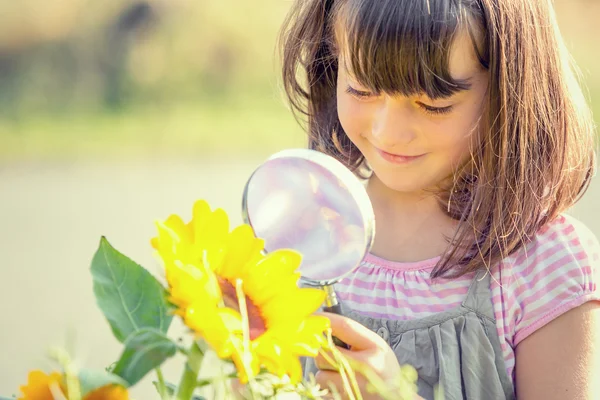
top-left (335, 214), bottom-right (600, 381)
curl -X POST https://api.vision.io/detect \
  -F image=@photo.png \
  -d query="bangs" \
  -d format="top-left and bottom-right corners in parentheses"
top-left (334, 0), bottom-right (480, 99)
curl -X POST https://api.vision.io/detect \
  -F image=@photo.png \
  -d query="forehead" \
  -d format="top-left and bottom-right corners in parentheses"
top-left (332, 0), bottom-right (487, 97)
top-left (445, 30), bottom-right (484, 82)
top-left (336, 24), bottom-right (482, 81)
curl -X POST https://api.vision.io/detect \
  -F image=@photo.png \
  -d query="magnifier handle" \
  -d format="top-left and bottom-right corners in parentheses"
top-left (322, 303), bottom-right (350, 350)
top-left (322, 302), bottom-right (343, 315)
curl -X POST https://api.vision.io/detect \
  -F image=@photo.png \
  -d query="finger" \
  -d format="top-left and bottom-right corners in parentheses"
top-left (316, 370), bottom-right (371, 400)
top-left (315, 347), bottom-right (359, 360)
top-left (315, 352), bottom-right (337, 371)
top-left (318, 312), bottom-right (383, 351)
top-left (315, 370), bottom-right (344, 397)
top-left (316, 347), bottom-right (355, 371)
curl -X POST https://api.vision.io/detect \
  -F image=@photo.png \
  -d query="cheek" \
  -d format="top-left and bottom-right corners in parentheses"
top-left (336, 93), bottom-right (369, 141)
top-left (442, 86), bottom-right (486, 160)
top-left (434, 114), bottom-right (481, 165)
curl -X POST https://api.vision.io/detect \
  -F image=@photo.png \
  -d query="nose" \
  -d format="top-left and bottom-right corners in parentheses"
top-left (370, 98), bottom-right (417, 147)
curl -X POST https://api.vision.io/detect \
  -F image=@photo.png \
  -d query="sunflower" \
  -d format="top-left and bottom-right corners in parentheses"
top-left (151, 200), bottom-right (330, 383)
top-left (18, 370), bottom-right (129, 400)
top-left (18, 370), bottom-right (63, 400)
top-left (84, 385), bottom-right (129, 400)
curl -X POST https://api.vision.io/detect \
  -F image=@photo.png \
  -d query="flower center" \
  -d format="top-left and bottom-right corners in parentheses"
top-left (218, 277), bottom-right (267, 341)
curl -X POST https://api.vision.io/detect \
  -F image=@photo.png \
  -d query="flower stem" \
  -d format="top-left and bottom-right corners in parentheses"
top-left (155, 367), bottom-right (168, 399)
top-left (235, 279), bottom-right (254, 379)
top-left (175, 341), bottom-right (204, 400)
top-left (49, 347), bottom-right (81, 400)
top-left (236, 279), bottom-right (251, 348)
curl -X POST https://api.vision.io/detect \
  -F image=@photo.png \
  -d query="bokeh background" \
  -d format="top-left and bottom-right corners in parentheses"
top-left (1, 0), bottom-right (599, 398)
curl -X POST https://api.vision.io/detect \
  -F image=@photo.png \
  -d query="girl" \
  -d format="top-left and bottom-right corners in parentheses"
top-left (279, 0), bottom-right (600, 399)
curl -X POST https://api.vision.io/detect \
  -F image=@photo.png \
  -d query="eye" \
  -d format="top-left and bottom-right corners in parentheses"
top-left (345, 85), bottom-right (378, 100)
top-left (417, 102), bottom-right (454, 115)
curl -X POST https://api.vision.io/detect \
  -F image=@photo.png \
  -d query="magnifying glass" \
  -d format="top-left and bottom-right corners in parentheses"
top-left (241, 148), bottom-right (375, 348)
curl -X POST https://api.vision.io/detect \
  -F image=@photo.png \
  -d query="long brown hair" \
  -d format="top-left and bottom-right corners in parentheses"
top-left (279, 0), bottom-right (597, 278)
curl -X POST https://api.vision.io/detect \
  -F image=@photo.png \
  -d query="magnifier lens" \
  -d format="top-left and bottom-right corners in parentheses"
top-left (242, 149), bottom-right (374, 285)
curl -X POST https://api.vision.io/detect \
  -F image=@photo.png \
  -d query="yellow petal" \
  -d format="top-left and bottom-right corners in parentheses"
top-left (254, 338), bottom-right (303, 383)
top-left (282, 354), bottom-right (303, 384)
top-left (230, 345), bottom-right (260, 384)
top-left (277, 314), bottom-right (330, 341)
top-left (215, 307), bottom-right (244, 333)
top-left (166, 260), bottom-right (222, 305)
top-left (203, 242), bottom-right (227, 273)
top-left (287, 317), bottom-right (330, 356)
top-left (169, 275), bottom-right (216, 310)
top-left (185, 306), bottom-right (243, 358)
top-left (300, 315), bottom-right (331, 333)
top-left (242, 250), bottom-right (303, 300)
top-left (164, 214), bottom-right (188, 238)
top-left (246, 273), bottom-right (302, 308)
top-left (253, 250), bottom-right (303, 278)
top-left (84, 384), bottom-right (129, 400)
top-left (195, 205), bottom-right (229, 247)
top-left (254, 339), bottom-right (286, 377)
top-left (18, 370), bottom-right (64, 400)
top-left (170, 264), bottom-right (221, 308)
top-left (154, 221), bottom-right (178, 256)
top-left (289, 340), bottom-right (323, 357)
top-left (191, 200), bottom-right (212, 239)
top-left (218, 225), bottom-right (264, 279)
top-left (165, 215), bottom-right (195, 256)
top-left (260, 288), bottom-right (325, 323)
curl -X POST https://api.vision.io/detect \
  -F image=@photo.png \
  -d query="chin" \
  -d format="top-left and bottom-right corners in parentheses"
top-left (373, 172), bottom-right (437, 194)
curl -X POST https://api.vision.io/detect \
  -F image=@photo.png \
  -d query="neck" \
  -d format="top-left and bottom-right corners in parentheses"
top-left (366, 173), bottom-right (457, 262)
top-left (367, 174), bottom-right (443, 219)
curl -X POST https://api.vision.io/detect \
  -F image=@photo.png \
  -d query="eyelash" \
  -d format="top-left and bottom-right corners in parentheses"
top-left (419, 103), bottom-right (454, 115)
top-left (345, 86), bottom-right (376, 99)
top-left (345, 85), bottom-right (454, 115)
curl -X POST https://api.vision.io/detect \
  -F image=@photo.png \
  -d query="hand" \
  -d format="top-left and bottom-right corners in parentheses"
top-left (315, 312), bottom-right (412, 400)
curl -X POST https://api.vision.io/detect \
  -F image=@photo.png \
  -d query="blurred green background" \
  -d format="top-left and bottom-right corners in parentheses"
top-left (1, 0), bottom-right (598, 162)
top-left (0, 0), bottom-right (307, 162)
top-left (1, 1), bottom-right (599, 399)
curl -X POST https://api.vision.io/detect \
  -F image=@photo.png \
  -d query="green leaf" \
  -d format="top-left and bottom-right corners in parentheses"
top-left (91, 236), bottom-right (173, 343)
top-left (78, 368), bottom-right (129, 396)
top-left (154, 381), bottom-right (206, 400)
top-left (112, 328), bottom-right (177, 386)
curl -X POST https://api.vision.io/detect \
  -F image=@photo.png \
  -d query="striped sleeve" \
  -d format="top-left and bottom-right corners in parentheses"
top-left (498, 215), bottom-right (600, 347)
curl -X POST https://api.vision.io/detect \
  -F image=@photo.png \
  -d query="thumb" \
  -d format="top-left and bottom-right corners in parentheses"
top-left (318, 312), bottom-right (381, 351)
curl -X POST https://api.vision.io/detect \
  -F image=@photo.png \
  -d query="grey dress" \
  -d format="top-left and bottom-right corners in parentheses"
top-left (304, 271), bottom-right (516, 399)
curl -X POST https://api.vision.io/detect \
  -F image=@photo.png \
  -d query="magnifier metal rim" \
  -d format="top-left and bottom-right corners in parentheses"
top-left (241, 148), bottom-right (376, 286)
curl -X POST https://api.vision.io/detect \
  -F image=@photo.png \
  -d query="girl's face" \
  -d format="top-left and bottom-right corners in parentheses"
top-left (336, 31), bottom-right (489, 194)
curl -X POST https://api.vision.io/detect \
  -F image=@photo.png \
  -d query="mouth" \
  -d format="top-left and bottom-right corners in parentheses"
top-left (374, 147), bottom-right (426, 165)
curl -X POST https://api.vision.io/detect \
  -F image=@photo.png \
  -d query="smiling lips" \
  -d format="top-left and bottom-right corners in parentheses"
top-left (375, 147), bottom-right (426, 164)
